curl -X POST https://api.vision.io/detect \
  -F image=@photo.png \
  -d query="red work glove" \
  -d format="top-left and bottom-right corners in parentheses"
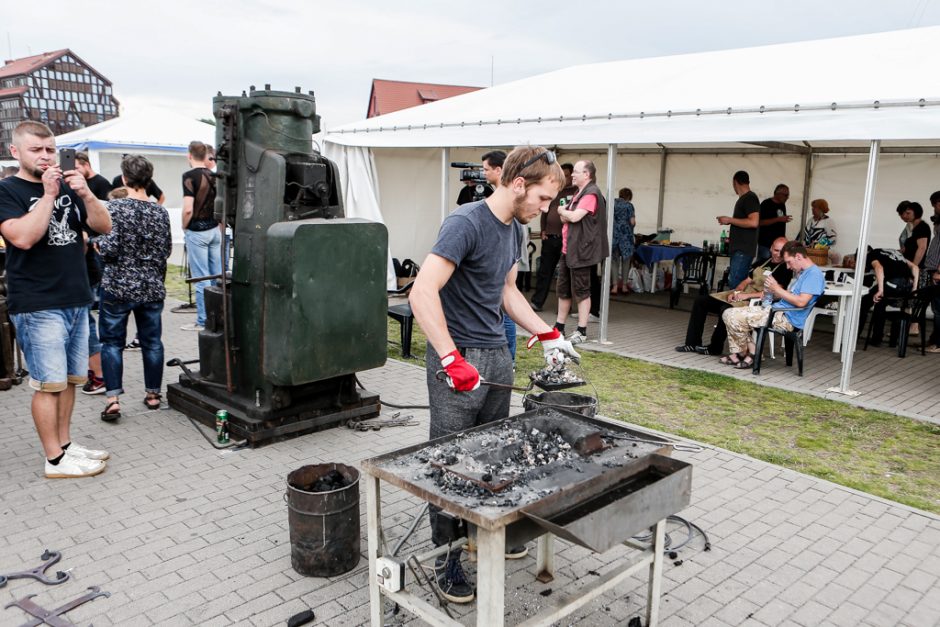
top-left (440, 350), bottom-right (481, 392)
top-left (526, 329), bottom-right (581, 366)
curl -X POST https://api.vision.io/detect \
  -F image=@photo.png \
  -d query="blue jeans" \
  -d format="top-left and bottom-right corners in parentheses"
top-left (98, 297), bottom-right (164, 396)
top-left (184, 227), bottom-right (222, 326)
top-left (10, 307), bottom-right (88, 392)
top-left (728, 251), bottom-right (754, 290)
top-left (503, 312), bottom-right (517, 360)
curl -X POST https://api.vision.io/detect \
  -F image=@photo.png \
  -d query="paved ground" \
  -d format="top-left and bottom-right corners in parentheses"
top-left (0, 303), bottom-right (939, 626)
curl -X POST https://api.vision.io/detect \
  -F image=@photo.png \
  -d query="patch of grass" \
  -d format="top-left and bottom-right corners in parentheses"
top-left (386, 316), bottom-right (940, 514)
top-left (165, 264), bottom-right (191, 302)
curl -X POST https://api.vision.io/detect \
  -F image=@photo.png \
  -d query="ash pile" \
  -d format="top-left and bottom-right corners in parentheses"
top-left (380, 411), bottom-right (664, 512)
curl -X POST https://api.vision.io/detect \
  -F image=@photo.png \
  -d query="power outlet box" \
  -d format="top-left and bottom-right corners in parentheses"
top-left (376, 557), bottom-right (405, 592)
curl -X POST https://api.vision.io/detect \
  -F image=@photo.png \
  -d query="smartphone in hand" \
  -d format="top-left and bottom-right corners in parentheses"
top-left (58, 148), bottom-right (76, 172)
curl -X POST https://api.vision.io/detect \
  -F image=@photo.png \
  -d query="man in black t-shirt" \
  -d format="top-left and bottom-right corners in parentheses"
top-left (717, 170), bottom-right (760, 288)
top-left (180, 140), bottom-right (220, 331)
top-left (75, 151), bottom-right (112, 200)
top-left (757, 184), bottom-right (791, 262)
top-left (111, 172), bottom-right (164, 204)
top-left (75, 151), bottom-right (111, 395)
top-left (858, 247), bottom-right (919, 346)
top-left (0, 121), bottom-right (113, 478)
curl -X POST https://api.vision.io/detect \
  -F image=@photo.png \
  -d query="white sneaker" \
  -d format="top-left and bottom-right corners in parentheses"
top-left (180, 323), bottom-right (205, 331)
top-left (45, 453), bottom-right (106, 479)
top-left (567, 330), bottom-right (586, 345)
top-left (588, 314), bottom-right (601, 323)
top-left (68, 442), bottom-right (110, 461)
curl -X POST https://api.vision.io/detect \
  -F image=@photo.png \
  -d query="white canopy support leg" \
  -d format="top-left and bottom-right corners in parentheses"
top-left (600, 143), bottom-right (617, 344)
top-left (829, 139), bottom-right (880, 397)
top-left (441, 147), bottom-right (451, 224)
top-left (798, 148), bottom-right (813, 237)
top-left (655, 144), bottom-right (667, 231)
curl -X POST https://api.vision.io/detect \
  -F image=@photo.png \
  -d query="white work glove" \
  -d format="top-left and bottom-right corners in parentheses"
top-left (526, 329), bottom-right (581, 366)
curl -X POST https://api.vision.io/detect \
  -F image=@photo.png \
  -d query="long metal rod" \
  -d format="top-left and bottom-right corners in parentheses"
top-left (599, 143), bottom-right (617, 343)
top-left (441, 148), bottom-right (450, 224)
top-left (798, 150), bottom-right (814, 240)
top-left (558, 146), bottom-right (940, 156)
top-left (332, 98), bottom-right (940, 135)
top-left (655, 145), bottom-right (667, 230)
top-left (834, 140), bottom-right (880, 394)
top-left (219, 225), bottom-right (233, 393)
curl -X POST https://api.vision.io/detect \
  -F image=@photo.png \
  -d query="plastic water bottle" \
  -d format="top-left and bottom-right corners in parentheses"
top-left (761, 270), bottom-right (773, 308)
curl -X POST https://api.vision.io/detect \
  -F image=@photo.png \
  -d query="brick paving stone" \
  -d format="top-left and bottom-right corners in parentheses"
top-left (789, 599), bottom-right (834, 626)
top-left (1, 308), bottom-right (938, 626)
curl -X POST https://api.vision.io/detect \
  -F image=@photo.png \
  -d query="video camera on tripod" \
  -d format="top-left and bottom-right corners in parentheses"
top-left (451, 161), bottom-right (492, 203)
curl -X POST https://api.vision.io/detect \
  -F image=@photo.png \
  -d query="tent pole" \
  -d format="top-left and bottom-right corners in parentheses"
top-left (600, 143), bottom-right (617, 344)
top-left (798, 149), bottom-right (813, 238)
top-left (441, 147), bottom-right (450, 223)
top-left (656, 144), bottom-right (667, 230)
top-left (829, 139), bottom-right (879, 397)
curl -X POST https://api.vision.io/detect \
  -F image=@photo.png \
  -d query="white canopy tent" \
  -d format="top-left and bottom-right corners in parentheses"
top-left (56, 106), bottom-right (216, 262)
top-left (325, 26), bottom-right (940, 394)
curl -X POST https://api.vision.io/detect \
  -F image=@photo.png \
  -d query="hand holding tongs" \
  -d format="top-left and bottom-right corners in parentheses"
top-left (435, 370), bottom-right (534, 392)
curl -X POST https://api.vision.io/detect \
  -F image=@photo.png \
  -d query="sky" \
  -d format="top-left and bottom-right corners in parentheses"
top-left (4, 0), bottom-right (940, 131)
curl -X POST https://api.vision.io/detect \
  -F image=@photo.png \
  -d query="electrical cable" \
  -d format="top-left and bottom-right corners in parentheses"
top-left (632, 514), bottom-right (711, 553)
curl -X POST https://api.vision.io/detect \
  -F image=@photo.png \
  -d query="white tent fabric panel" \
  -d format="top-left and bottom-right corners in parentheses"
top-left (370, 148), bottom-right (444, 267)
top-left (326, 27), bottom-right (940, 148)
top-left (321, 144), bottom-right (398, 290)
top-left (56, 105), bottom-right (215, 152)
top-left (658, 154), bottom-right (808, 247)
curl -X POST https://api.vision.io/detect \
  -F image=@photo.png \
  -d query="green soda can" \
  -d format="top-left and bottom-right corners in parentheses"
top-left (216, 410), bottom-right (229, 443)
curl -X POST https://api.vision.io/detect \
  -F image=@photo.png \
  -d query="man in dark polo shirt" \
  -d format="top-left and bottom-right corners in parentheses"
top-left (530, 162), bottom-right (575, 312)
top-left (757, 183), bottom-right (791, 262)
top-left (717, 170), bottom-right (760, 289)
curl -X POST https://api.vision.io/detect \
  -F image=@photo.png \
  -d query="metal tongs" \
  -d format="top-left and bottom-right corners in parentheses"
top-left (602, 432), bottom-right (704, 453)
top-left (435, 370), bottom-right (534, 392)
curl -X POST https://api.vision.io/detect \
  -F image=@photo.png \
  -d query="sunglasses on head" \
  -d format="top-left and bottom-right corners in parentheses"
top-left (520, 150), bottom-right (556, 170)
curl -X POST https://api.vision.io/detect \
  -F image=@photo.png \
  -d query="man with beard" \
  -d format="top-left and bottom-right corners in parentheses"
top-left (409, 145), bottom-right (580, 604)
top-left (0, 121), bottom-right (112, 478)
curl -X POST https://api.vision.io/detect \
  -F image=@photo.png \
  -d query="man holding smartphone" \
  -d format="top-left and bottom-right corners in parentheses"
top-left (0, 121), bottom-right (113, 478)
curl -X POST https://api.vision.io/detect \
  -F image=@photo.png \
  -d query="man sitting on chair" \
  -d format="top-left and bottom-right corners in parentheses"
top-left (675, 237), bottom-right (791, 356)
top-left (719, 241), bottom-right (825, 369)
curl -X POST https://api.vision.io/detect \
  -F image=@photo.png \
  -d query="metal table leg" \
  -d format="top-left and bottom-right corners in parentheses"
top-left (366, 475), bottom-right (383, 627)
top-left (535, 533), bottom-right (555, 583)
top-left (475, 526), bottom-right (506, 627)
top-left (645, 519), bottom-right (666, 627)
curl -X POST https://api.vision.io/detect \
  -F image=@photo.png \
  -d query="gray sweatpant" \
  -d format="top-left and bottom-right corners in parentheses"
top-left (425, 344), bottom-right (513, 546)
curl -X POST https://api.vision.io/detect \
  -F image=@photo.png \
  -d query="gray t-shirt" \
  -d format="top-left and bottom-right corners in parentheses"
top-left (730, 190), bottom-right (760, 255)
top-left (431, 200), bottom-right (523, 348)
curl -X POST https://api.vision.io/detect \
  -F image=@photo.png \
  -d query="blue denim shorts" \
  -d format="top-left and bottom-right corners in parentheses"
top-left (10, 307), bottom-right (89, 392)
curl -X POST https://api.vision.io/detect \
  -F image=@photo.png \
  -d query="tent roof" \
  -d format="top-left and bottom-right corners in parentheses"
top-left (56, 105), bottom-right (215, 153)
top-left (325, 27), bottom-right (940, 148)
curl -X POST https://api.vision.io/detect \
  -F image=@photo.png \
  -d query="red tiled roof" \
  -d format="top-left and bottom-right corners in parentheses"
top-left (0, 86), bottom-right (28, 98)
top-left (368, 79), bottom-right (483, 118)
top-left (0, 49), bottom-right (69, 79)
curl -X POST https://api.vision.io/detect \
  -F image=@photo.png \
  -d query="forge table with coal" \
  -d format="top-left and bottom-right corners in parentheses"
top-left (361, 407), bottom-right (693, 627)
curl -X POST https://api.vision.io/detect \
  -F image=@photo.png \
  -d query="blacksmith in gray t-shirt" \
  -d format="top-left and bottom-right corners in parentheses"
top-left (408, 146), bottom-right (580, 602)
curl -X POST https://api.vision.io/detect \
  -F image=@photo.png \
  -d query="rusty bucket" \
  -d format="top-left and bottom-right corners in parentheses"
top-left (286, 463), bottom-right (360, 577)
top-left (523, 391), bottom-right (597, 418)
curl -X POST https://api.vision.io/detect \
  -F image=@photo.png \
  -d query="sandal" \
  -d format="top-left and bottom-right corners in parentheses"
top-left (733, 356), bottom-right (755, 369)
top-left (719, 352), bottom-right (744, 366)
top-left (144, 394), bottom-right (162, 410)
top-left (100, 400), bottom-right (121, 422)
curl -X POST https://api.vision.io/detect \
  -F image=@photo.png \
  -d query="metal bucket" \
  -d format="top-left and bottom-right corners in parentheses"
top-left (523, 391), bottom-right (597, 418)
top-left (285, 463), bottom-right (360, 577)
